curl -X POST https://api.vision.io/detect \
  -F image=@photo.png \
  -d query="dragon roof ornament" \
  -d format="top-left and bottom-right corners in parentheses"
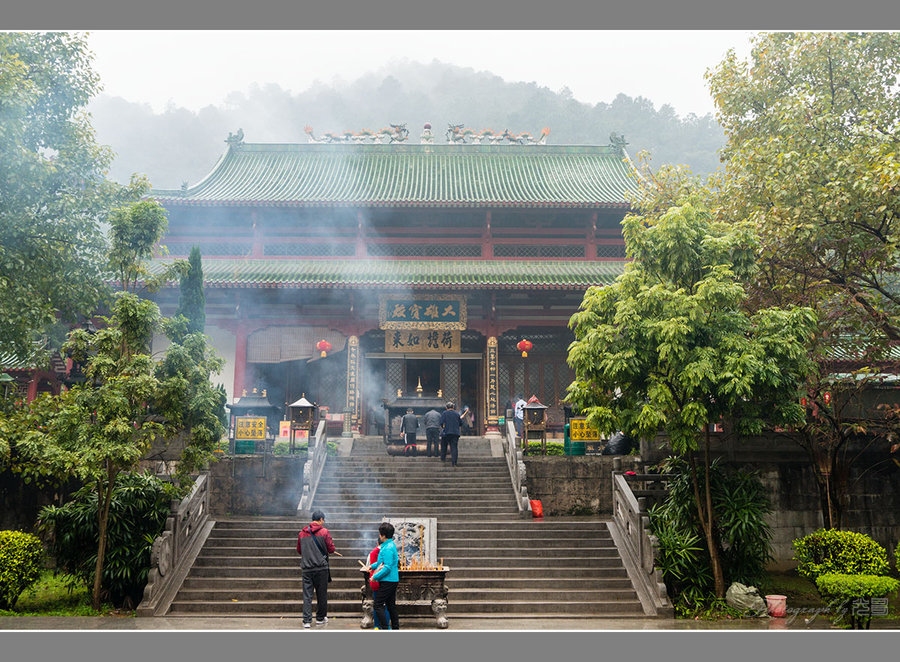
top-left (304, 123), bottom-right (410, 144)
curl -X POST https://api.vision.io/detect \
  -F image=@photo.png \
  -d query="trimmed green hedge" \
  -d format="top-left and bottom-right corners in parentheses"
top-left (793, 529), bottom-right (890, 582)
top-left (815, 573), bottom-right (900, 629)
top-left (0, 530), bottom-right (44, 610)
top-left (273, 440), bottom-right (338, 456)
top-left (523, 441), bottom-right (565, 456)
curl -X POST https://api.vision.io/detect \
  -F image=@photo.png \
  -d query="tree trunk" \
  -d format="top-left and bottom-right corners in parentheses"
top-left (92, 466), bottom-right (116, 611)
top-left (689, 427), bottom-right (726, 599)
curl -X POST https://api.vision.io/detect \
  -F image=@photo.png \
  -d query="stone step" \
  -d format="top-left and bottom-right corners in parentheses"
top-left (185, 565), bottom-right (630, 580)
top-left (167, 599), bottom-right (643, 616)
top-left (181, 576), bottom-right (635, 591)
top-left (205, 534), bottom-right (613, 546)
top-left (172, 587), bottom-right (638, 603)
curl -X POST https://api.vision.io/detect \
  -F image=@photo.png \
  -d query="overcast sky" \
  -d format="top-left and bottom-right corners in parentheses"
top-left (86, 31), bottom-right (755, 118)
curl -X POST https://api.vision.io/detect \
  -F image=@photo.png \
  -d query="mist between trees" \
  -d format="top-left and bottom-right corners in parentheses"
top-left (88, 60), bottom-right (725, 190)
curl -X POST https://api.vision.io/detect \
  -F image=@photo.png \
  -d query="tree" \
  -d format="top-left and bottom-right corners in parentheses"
top-left (707, 32), bottom-right (900, 528)
top-left (566, 169), bottom-right (816, 598)
top-left (175, 246), bottom-right (206, 335)
top-left (708, 32), bottom-right (900, 341)
top-left (0, 32), bottom-right (143, 361)
top-left (8, 199), bottom-right (175, 611)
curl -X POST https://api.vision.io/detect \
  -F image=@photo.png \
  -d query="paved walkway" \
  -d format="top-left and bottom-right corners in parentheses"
top-left (2, 615), bottom-right (897, 630)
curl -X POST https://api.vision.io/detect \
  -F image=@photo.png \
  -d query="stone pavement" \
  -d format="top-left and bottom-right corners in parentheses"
top-left (2, 615), bottom-right (897, 630)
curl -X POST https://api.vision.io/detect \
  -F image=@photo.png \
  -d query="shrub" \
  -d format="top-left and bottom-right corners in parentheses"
top-left (0, 531), bottom-right (44, 610)
top-left (793, 530), bottom-right (890, 582)
top-left (271, 440), bottom-right (338, 456)
top-left (38, 472), bottom-right (180, 609)
top-left (648, 457), bottom-right (773, 613)
top-left (815, 573), bottom-right (900, 630)
top-left (523, 441), bottom-right (565, 456)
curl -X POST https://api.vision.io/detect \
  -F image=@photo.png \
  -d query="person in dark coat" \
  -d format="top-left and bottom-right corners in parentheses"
top-left (440, 401), bottom-right (462, 467)
top-left (423, 408), bottom-right (442, 457)
top-left (400, 408), bottom-right (418, 448)
top-left (297, 510), bottom-right (342, 628)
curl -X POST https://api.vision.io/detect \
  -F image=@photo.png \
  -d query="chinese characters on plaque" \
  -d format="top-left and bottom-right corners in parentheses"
top-left (486, 337), bottom-right (499, 424)
top-left (379, 295), bottom-right (467, 330)
top-left (235, 416), bottom-right (267, 440)
top-left (384, 330), bottom-right (461, 353)
top-left (346, 336), bottom-right (360, 421)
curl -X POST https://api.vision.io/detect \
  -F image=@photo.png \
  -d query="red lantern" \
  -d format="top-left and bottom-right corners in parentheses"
top-left (800, 397), bottom-right (807, 406)
top-left (316, 339), bottom-right (332, 358)
top-left (516, 339), bottom-right (533, 358)
top-left (823, 392), bottom-right (832, 405)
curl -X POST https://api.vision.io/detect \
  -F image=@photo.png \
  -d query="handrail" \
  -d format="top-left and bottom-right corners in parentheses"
top-left (503, 421), bottom-right (532, 515)
top-left (137, 473), bottom-right (214, 616)
top-left (298, 419), bottom-right (328, 517)
top-left (608, 466), bottom-right (673, 617)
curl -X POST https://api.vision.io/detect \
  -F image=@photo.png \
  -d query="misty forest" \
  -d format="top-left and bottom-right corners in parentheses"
top-left (90, 60), bottom-right (726, 189)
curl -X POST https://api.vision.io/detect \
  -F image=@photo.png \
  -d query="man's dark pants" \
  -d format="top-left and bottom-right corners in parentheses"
top-left (441, 434), bottom-right (460, 466)
top-left (405, 432), bottom-right (416, 448)
top-left (425, 427), bottom-right (440, 457)
top-left (302, 568), bottom-right (329, 624)
top-left (374, 580), bottom-right (400, 630)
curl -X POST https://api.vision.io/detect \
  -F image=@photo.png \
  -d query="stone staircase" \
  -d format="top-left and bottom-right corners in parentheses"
top-left (165, 436), bottom-right (646, 620)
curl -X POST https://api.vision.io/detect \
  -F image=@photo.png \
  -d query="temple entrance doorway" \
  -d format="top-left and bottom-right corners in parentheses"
top-left (405, 358), bottom-right (441, 396)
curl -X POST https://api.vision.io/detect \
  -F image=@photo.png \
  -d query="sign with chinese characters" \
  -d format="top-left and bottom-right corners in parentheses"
top-left (569, 417), bottom-right (602, 441)
top-left (385, 330), bottom-right (461, 353)
top-left (235, 416), bottom-right (266, 440)
top-left (486, 337), bottom-right (499, 424)
top-left (379, 295), bottom-right (467, 330)
top-left (346, 335), bottom-right (360, 421)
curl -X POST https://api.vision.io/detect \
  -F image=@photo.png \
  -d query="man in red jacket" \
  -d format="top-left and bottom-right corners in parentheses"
top-left (297, 510), bottom-right (341, 628)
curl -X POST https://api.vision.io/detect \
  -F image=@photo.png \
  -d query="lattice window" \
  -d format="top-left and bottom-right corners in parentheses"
top-left (513, 364), bottom-right (525, 401)
top-left (499, 330), bottom-right (575, 354)
top-left (499, 363), bottom-right (510, 412)
top-left (386, 360), bottom-right (403, 395)
top-left (596, 244), bottom-right (626, 258)
top-left (165, 243), bottom-right (253, 257)
top-left (367, 244), bottom-right (481, 257)
top-left (441, 361), bottom-right (460, 403)
top-left (543, 362), bottom-right (555, 404)
top-left (264, 243), bottom-right (356, 257)
top-left (493, 244), bottom-right (585, 258)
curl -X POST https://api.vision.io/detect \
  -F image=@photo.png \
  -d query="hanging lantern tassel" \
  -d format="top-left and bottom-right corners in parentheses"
top-left (316, 339), bottom-right (332, 358)
top-left (517, 339), bottom-right (533, 358)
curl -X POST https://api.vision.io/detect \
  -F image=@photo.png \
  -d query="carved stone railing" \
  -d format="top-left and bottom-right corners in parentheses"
top-left (607, 464), bottom-right (673, 617)
top-left (503, 421), bottom-right (532, 516)
top-left (137, 473), bottom-right (215, 616)
top-left (298, 420), bottom-right (328, 518)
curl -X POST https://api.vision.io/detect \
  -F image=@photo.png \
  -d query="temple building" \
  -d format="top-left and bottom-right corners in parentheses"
top-left (148, 124), bottom-right (638, 436)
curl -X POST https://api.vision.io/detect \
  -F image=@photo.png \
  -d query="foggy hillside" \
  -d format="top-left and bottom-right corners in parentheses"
top-left (89, 59), bottom-right (726, 190)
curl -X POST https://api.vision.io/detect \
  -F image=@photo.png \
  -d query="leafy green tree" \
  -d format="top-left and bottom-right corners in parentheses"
top-left (567, 171), bottom-right (815, 597)
top-left (708, 32), bottom-right (900, 341)
top-left (0, 32), bottom-right (144, 362)
top-left (8, 199), bottom-right (177, 611)
top-left (175, 246), bottom-right (206, 335)
top-left (707, 32), bottom-right (900, 528)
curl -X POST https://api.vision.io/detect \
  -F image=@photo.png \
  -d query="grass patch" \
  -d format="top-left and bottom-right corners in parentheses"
top-left (0, 570), bottom-right (132, 617)
top-left (759, 570), bottom-right (823, 609)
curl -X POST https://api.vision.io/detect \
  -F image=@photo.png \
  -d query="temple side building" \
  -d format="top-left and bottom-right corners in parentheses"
top-left (149, 125), bottom-right (638, 436)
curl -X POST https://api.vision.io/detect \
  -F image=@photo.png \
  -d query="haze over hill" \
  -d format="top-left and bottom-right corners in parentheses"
top-left (89, 60), bottom-right (725, 190)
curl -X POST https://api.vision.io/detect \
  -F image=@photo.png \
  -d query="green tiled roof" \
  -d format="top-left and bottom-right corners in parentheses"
top-left (152, 143), bottom-right (638, 207)
top-left (147, 259), bottom-right (627, 290)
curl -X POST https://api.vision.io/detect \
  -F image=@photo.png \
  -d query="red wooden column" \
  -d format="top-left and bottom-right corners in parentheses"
top-left (356, 210), bottom-right (366, 258)
top-left (233, 324), bottom-right (248, 403)
top-left (481, 210), bottom-right (493, 259)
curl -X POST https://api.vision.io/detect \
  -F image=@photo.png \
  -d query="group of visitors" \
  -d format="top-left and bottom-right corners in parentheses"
top-left (400, 401), bottom-right (464, 467)
top-left (297, 511), bottom-right (400, 630)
